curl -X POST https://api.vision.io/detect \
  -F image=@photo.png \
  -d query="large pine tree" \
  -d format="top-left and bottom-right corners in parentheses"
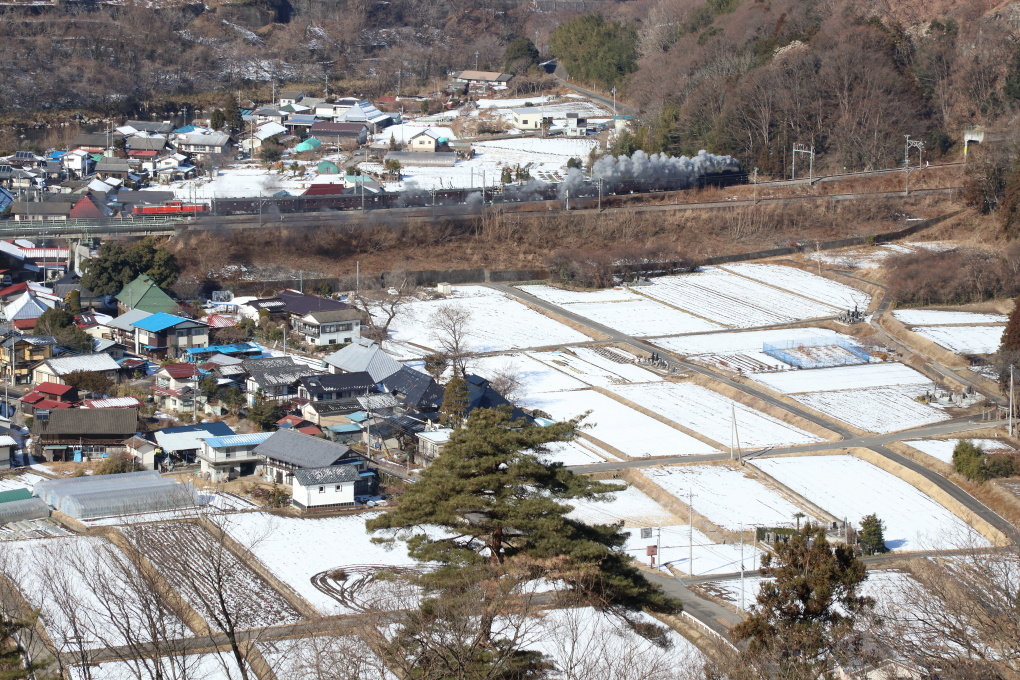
top-left (367, 407), bottom-right (676, 618)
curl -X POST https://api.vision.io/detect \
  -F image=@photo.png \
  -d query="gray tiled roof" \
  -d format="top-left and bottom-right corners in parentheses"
top-left (254, 429), bottom-right (352, 468)
top-left (324, 339), bottom-right (401, 383)
top-left (243, 356), bottom-right (323, 388)
top-left (292, 465), bottom-right (360, 486)
top-left (32, 408), bottom-right (137, 436)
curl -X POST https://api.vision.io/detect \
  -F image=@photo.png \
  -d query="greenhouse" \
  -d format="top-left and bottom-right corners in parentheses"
top-left (60, 482), bottom-right (199, 520)
top-left (35, 471), bottom-right (163, 508)
top-left (0, 498), bottom-right (50, 524)
top-left (34, 471), bottom-right (200, 520)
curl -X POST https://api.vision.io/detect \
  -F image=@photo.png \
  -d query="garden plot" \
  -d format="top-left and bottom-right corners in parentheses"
top-left (4, 536), bottom-right (189, 649)
top-left (539, 440), bottom-right (619, 465)
top-left (638, 268), bottom-right (839, 328)
top-left (383, 286), bottom-right (589, 356)
top-left (69, 652), bottom-right (241, 680)
top-left (223, 512), bottom-right (428, 615)
top-left (609, 382), bottom-right (822, 448)
top-left (528, 348), bottom-right (662, 388)
top-left (654, 328), bottom-right (845, 372)
top-left (258, 636), bottom-right (396, 680)
top-left (522, 607), bottom-right (705, 677)
top-left (795, 386), bottom-right (948, 433)
top-left (751, 455), bottom-right (989, 551)
top-left (910, 326), bottom-right (1004, 355)
top-left (527, 390), bottom-right (719, 458)
top-left (721, 263), bottom-right (871, 311)
top-left (805, 244), bottom-right (912, 269)
top-left (892, 310), bottom-right (1007, 325)
top-left (642, 465), bottom-right (819, 531)
top-left (126, 522), bottom-right (304, 629)
top-left (144, 162), bottom-right (338, 201)
top-left (753, 362), bottom-right (931, 394)
top-left (904, 438), bottom-right (1015, 464)
top-left (516, 284), bottom-right (642, 305)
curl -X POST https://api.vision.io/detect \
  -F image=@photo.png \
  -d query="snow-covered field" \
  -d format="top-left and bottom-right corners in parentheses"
top-left (620, 524), bottom-right (764, 576)
top-left (383, 287), bottom-right (589, 356)
top-left (638, 269), bottom-right (840, 328)
top-left (373, 123), bottom-right (457, 145)
top-left (911, 325), bottom-right (1004, 355)
top-left (523, 607), bottom-right (705, 678)
top-left (69, 653), bottom-right (241, 680)
top-left (721, 264), bottom-right (871, 310)
top-left (642, 465), bottom-right (817, 531)
top-left (145, 161), bottom-right (341, 201)
top-left (5, 536), bottom-right (188, 649)
top-left (806, 243), bottom-right (915, 269)
top-left (223, 513), bottom-right (423, 614)
top-left (567, 483), bottom-right (678, 527)
top-left (528, 348), bottom-right (662, 388)
top-left (904, 438), bottom-right (1015, 464)
top-left (539, 439), bottom-right (618, 465)
top-left (608, 382), bottom-right (822, 448)
top-left (751, 455), bottom-right (989, 551)
top-left (654, 327), bottom-right (844, 358)
top-left (566, 298), bottom-right (724, 337)
top-left (527, 390), bottom-right (719, 458)
top-left (794, 386), bottom-right (949, 433)
top-left (516, 285), bottom-right (641, 305)
top-left (0, 472), bottom-right (46, 493)
top-left (892, 310), bottom-right (1007, 325)
top-left (753, 362), bottom-right (932, 394)
top-left (468, 353), bottom-right (589, 395)
top-left (364, 137), bottom-right (598, 190)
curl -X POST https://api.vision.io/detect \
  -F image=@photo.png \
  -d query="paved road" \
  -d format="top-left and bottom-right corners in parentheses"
top-left (486, 282), bottom-right (1019, 546)
top-left (643, 572), bottom-right (743, 636)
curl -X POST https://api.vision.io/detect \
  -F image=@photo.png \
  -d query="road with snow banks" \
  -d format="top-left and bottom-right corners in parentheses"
top-left (487, 283), bottom-right (1020, 545)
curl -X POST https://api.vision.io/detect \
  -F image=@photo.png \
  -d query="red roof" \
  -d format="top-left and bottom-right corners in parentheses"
top-left (34, 399), bottom-right (73, 410)
top-left (0, 281), bottom-right (30, 298)
top-left (277, 415), bottom-right (308, 427)
top-left (204, 314), bottom-right (236, 329)
top-left (36, 382), bottom-right (76, 397)
top-left (20, 392), bottom-right (45, 405)
top-left (297, 425), bottom-right (323, 436)
top-left (303, 184), bottom-right (347, 196)
top-left (68, 195), bottom-right (107, 220)
top-left (161, 363), bottom-right (199, 379)
top-left (127, 149), bottom-right (159, 157)
top-left (12, 318), bottom-right (36, 330)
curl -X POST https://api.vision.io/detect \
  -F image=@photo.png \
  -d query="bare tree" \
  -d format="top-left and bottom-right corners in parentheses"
top-left (486, 360), bottom-right (524, 405)
top-left (355, 272), bottom-right (416, 340)
top-left (430, 305), bottom-right (473, 377)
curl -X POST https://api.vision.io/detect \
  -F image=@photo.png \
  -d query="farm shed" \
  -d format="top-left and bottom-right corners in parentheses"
top-left (384, 151), bottom-right (457, 167)
top-left (290, 465), bottom-right (361, 509)
top-left (35, 471), bottom-right (199, 520)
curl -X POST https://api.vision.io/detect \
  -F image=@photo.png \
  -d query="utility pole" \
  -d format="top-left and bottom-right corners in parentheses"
top-left (740, 522), bottom-right (745, 611)
top-left (356, 261), bottom-right (360, 300)
top-left (688, 488), bottom-right (695, 577)
top-left (474, 51), bottom-right (479, 70)
top-left (611, 86), bottom-right (617, 119)
top-left (1010, 366), bottom-right (1015, 437)
top-left (752, 167), bottom-right (758, 204)
top-left (656, 527), bottom-right (661, 571)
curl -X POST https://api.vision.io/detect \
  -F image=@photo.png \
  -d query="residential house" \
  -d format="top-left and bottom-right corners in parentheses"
top-left (565, 112), bottom-right (588, 137)
top-left (32, 353), bottom-right (122, 387)
top-left (451, 70), bottom-right (513, 94)
top-left (20, 382), bottom-right (79, 415)
top-left (153, 421), bottom-right (234, 464)
top-left (242, 356), bottom-right (322, 405)
top-left (69, 132), bottom-right (124, 153)
top-left (511, 108), bottom-right (553, 131)
top-left (253, 107), bottom-right (287, 125)
top-left (197, 431), bottom-right (273, 482)
top-left (124, 121), bottom-right (174, 135)
top-left (130, 312), bottom-right (209, 359)
top-left (278, 90), bottom-right (304, 107)
top-left (68, 194), bottom-right (115, 220)
top-left (152, 362), bottom-right (201, 412)
top-left (323, 338), bottom-right (402, 382)
top-left (284, 115), bottom-right (317, 132)
top-left (291, 309), bottom-right (362, 347)
top-left (415, 427), bottom-right (453, 466)
top-left (1, 335), bottom-right (57, 384)
top-left (116, 274), bottom-right (178, 315)
top-left (291, 466), bottom-right (362, 509)
top-left (297, 372), bottom-right (376, 402)
top-left (277, 414), bottom-right (322, 436)
top-left (32, 407), bottom-right (138, 461)
top-left (380, 365), bottom-right (444, 412)
top-left (8, 200), bottom-right (71, 223)
top-left (176, 133), bottom-right (233, 158)
top-left (62, 149), bottom-right (91, 177)
top-left (335, 100), bottom-right (394, 130)
top-left (309, 122), bottom-right (369, 148)
top-left (3, 290), bottom-right (60, 331)
top-left (254, 428), bottom-right (369, 488)
top-left (103, 308), bottom-right (152, 346)
top-left (125, 136), bottom-right (167, 159)
top-left (244, 289), bottom-right (353, 326)
top-left (408, 130), bottom-right (447, 152)
top-left (123, 435), bottom-right (159, 470)
top-left (94, 157), bottom-right (134, 180)
top-left (463, 374), bottom-right (530, 420)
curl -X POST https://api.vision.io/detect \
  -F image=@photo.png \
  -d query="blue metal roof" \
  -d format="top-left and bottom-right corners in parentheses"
top-left (346, 411), bottom-right (368, 422)
top-left (185, 342), bottom-right (261, 358)
top-left (328, 423), bottom-right (362, 433)
top-left (157, 422), bottom-right (234, 437)
top-left (132, 312), bottom-right (191, 332)
top-left (202, 432), bottom-right (274, 448)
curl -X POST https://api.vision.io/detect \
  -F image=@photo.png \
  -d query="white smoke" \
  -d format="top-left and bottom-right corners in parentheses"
top-left (591, 149), bottom-right (740, 188)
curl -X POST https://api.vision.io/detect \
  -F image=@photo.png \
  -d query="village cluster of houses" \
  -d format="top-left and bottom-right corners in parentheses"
top-left (0, 241), bottom-right (520, 506)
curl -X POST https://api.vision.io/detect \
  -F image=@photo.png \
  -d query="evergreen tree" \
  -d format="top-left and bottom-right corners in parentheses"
top-left (366, 408), bottom-right (677, 675)
top-left (440, 375), bottom-right (469, 428)
top-left (210, 109), bottom-right (226, 130)
top-left (81, 238), bottom-right (179, 295)
top-left (500, 166), bottom-right (512, 184)
top-left (63, 371), bottom-right (114, 397)
top-left (731, 523), bottom-right (873, 677)
top-left (504, 36), bottom-right (540, 73)
top-left (65, 289), bottom-right (82, 314)
top-left (858, 514), bottom-right (889, 555)
top-left (549, 13), bottom-right (638, 89)
top-left (0, 611), bottom-right (46, 679)
top-left (248, 393), bottom-right (283, 431)
top-left (953, 439), bottom-right (988, 482)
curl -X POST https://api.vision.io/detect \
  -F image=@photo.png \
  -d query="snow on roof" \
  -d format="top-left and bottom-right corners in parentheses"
top-left (83, 396), bottom-right (144, 409)
top-left (255, 122), bottom-right (287, 140)
top-left (43, 353), bottom-right (121, 376)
